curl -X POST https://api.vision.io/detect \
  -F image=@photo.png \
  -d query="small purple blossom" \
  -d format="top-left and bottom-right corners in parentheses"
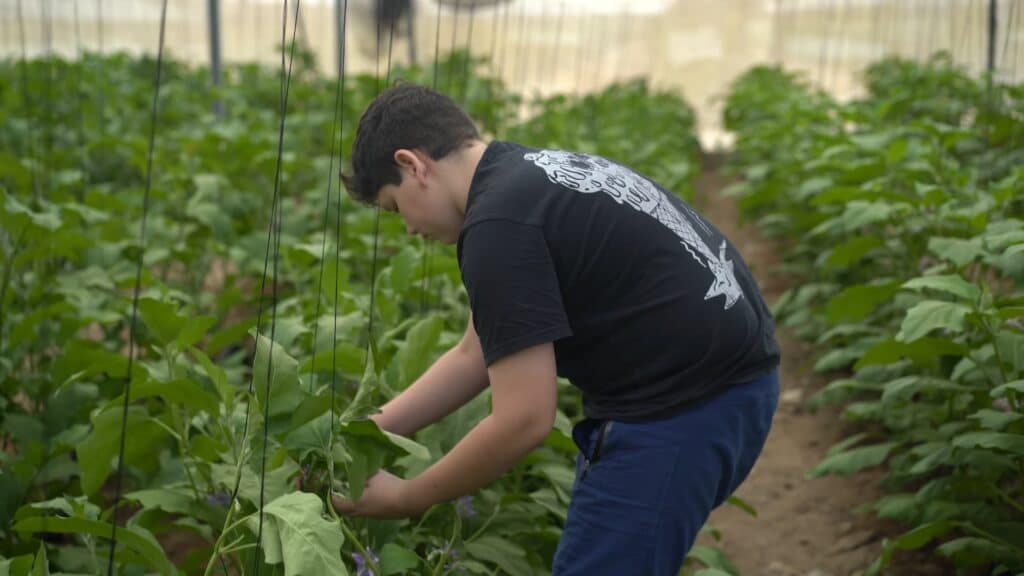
top-left (456, 495), bottom-right (476, 519)
top-left (351, 547), bottom-right (379, 576)
top-left (205, 490), bottom-right (231, 507)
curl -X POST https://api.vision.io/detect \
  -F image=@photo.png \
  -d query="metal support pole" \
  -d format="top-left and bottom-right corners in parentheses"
top-left (336, 0), bottom-right (346, 80)
top-left (209, 0), bottom-right (224, 117)
top-left (987, 0), bottom-right (998, 73)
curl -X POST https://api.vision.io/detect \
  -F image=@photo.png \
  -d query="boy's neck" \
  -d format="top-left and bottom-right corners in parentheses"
top-left (448, 140), bottom-right (489, 216)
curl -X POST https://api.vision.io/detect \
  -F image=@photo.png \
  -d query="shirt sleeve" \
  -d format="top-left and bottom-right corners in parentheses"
top-left (459, 219), bottom-right (573, 366)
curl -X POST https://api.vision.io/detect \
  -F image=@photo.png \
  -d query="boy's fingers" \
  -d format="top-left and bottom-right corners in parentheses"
top-left (331, 493), bottom-right (356, 516)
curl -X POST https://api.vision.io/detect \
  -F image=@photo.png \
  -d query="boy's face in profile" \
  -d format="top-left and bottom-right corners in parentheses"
top-left (377, 149), bottom-right (463, 246)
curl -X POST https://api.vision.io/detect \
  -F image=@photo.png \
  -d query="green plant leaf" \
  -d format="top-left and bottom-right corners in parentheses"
top-left (928, 237), bottom-right (984, 267)
top-left (952, 432), bottom-right (1024, 456)
top-left (247, 492), bottom-right (347, 576)
top-left (808, 442), bottom-right (899, 478)
top-left (464, 536), bottom-right (531, 576)
top-left (252, 331), bottom-right (306, 418)
top-left (76, 405), bottom-right (170, 496)
top-left (397, 316), bottom-right (444, 389)
top-left (826, 282), bottom-right (901, 325)
top-left (686, 545), bottom-right (739, 575)
top-left (867, 521), bottom-right (957, 575)
top-left (896, 300), bottom-right (971, 342)
top-left (105, 377), bottom-right (219, 415)
top-left (901, 275), bottom-right (980, 303)
top-left (379, 543), bottom-right (421, 575)
top-left (855, 337), bottom-right (967, 369)
top-left (12, 516), bottom-right (176, 576)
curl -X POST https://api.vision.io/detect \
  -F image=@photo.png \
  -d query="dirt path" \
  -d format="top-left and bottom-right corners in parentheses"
top-left (692, 155), bottom-right (936, 576)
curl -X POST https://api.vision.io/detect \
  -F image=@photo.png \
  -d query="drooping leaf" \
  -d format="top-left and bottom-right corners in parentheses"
top-left (378, 543), bottom-right (421, 575)
top-left (807, 442), bottom-right (899, 478)
top-left (464, 536), bottom-right (532, 576)
top-left (251, 331), bottom-right (306, 418)
top-left (12, 516), bottom-right (176, 576)
top-left (247, 492), bottom-right (347, 576)
top-left (76, 405), bottom-right (170, 496)
top-left (901, 274), bottom-right (981, 303)
top-left (896, 300), bottom-right (971, 342)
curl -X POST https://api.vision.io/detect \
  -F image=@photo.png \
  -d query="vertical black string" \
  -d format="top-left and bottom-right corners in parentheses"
top-left (105, 1), bottom-right (168, 573)
top-left (433, 0), bottom-right (442, 89)
top-left (331, 0), bottom-right (349, 486)
top-left (1012, 0), bottom-right (1022, 81)
top-left (74, 0), bottom-right (87, 202)
top-left (420, 0), bottom-right (443, 316)
top-left (497, 0), bottom-right (513, 89)
top-left (489, 0), bottom-right (501, 75)
top-left (41, 0), bottom-right (54, 198)
top-left (96, 0), bottom-right (103, 54)
top-left (548, 1), bottom-right (567, 92)
top-left (460, 3), bottom-right (476, 104)
top-left (513, 0), bottom-right (528, 97)
top-left (817, 0), bottom-right (835, 88)
top-left (870, 0), bottom-right (882, 61)
top-left (574, 12), bottom-right (591, 95)
top-left (311, 1), bottom-right (350, 396)
top-left (15, 0), bottom-right (37, 201)
top-left (365, 0), bottom-right (388, 370)
top-left (999, 0), bottom-right (1017, 76)
top-left (447, 0), bottom-right (461, 95)
top-left (385, 3), bottom-right (396, 87)
top-left (375, 0), bottom-right (382, 93)
top-left (253, 2), bottom-right (300, 572)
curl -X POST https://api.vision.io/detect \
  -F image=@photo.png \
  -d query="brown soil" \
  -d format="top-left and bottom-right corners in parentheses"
top-left (693, 154), bottom-right (948, 576)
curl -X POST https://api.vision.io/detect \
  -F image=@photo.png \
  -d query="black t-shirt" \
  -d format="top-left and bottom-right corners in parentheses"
top-left (456, 141), bottom-right (780, 422)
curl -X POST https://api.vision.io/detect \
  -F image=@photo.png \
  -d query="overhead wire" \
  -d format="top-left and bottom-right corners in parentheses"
top-left (252, 2), bottom-right (302, 573)
top-left (460, 2), bottom-right (476, 104)
top-left (15, 0), bottom-right (38, 201)
top-left (105, 0), bottom-right (169, 573)
top-left (73, 0), bottom-right (87, 202)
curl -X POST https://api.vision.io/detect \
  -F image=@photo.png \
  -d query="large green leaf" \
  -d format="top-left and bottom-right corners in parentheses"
top-left (397, 316), bottom-right (444, 389)
top-left (855, 337), bottom-right (967, 369)
top-left (138, 298), bottom-right (215, 349)
top-left (952, 432), bottom-right (1024, 456)
top-left (252, 331), bottom-right (306, 418)
top-left (378, 543), bottom-right (421, 575)
top-left (686, 545), bottom-right (739, 575)
top-left (826, 282), bottom-right (901, 325)
top-left (901, 274), bottom-right (980, 303)
top-left (464, 536), bottom-right (532, 576)
top-left (76, 405), bottom-right (170, 496)
top-left (246, 492), bottom-right (347, 576)
top-left (928, 237), bottom-right (984, 267)
top-left (896, 300), bottom-right (972, 342)
top-left (807, 442), bottom-right (899, 478)
top-left (867, 521), bottom-right (956, 576)
top-left (12, 516), bottom-right (176, 576)
top-left (104, 377), bottom-right (219, 415)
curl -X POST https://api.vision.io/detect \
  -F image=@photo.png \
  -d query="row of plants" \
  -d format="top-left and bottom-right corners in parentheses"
top-left (0, 44), bottom-right (719, 575)
top-left (722, 52), bottom-right (1024, 574)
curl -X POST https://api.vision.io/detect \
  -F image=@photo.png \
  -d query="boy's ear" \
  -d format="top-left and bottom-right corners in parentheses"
top-left (393, 149), bottom-right (417, 171)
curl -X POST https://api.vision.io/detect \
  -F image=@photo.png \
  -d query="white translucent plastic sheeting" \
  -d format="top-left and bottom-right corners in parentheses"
top-left (0, 0), bottom-right (1020, 149)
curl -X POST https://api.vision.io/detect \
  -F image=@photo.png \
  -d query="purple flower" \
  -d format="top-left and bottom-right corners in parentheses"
top-left (205, 490), bottom-right (231, 507)
top-left (456, 495), bottom-right (476, 519)
top-left (351, 547), bottom-right (379, 576)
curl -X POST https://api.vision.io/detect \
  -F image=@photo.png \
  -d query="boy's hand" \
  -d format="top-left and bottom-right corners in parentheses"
top-left (331, 470), bottom-right (423, 519)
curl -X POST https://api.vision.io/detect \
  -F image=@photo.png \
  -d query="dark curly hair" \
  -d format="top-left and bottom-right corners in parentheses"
top-left (342, 82), bottom-right (481, 204)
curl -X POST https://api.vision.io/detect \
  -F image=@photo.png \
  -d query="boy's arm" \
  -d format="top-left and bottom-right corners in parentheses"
top-left (401, 341), bottom-right (558, 513)
top-left (370, 314), bottom-right (489, 437)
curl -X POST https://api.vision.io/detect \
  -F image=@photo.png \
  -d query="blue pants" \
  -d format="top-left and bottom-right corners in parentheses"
top-left (551, 368), bottom-right (780, 575)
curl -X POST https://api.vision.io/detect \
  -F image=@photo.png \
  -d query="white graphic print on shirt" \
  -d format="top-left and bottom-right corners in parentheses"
top-left (524, 149), bottom-right (744, 310)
